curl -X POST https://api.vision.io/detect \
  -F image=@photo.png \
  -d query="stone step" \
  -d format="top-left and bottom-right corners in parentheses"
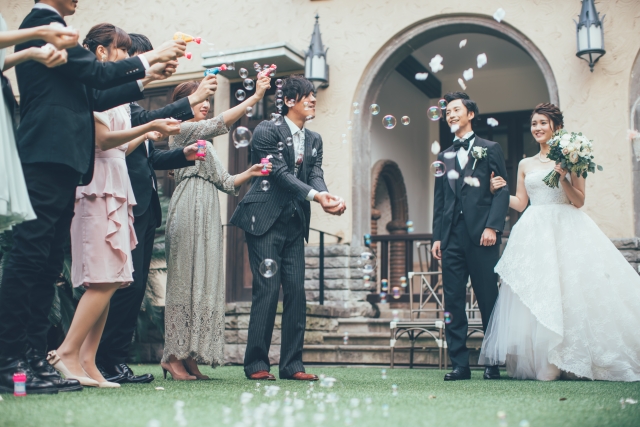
top-left (302, 344), bottom-right (482, 366)
top-left (337, 317), bottom-right (394, 333)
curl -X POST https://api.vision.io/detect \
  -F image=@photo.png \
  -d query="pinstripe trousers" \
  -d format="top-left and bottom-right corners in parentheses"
top-left (244, 203), bottom-right (307, 378)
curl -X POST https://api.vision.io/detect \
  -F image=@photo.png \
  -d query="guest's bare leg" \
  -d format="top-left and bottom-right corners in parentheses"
top-left (79, 300), bottom-right (112, 382)
top-left (56, 283), bottom-right (121, 377)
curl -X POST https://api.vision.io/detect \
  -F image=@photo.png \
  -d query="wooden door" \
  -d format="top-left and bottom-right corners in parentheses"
top-left (225, 81), bottom-right (278, 302)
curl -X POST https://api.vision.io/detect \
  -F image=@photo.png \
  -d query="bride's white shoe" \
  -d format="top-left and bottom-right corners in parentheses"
top-left (47, 350), bottom-right (99, 387)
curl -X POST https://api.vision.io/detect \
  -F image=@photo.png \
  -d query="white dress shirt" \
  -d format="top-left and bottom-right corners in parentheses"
top-left (284, 116), bottom-right (321, 202)
top-left (33, 3), bottom-right (149, 92)
top-left (454, 131), bottom-right (475, 170)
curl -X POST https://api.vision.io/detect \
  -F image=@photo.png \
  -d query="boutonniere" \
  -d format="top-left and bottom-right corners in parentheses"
top-left (471, 146), bottom-right (487, 170)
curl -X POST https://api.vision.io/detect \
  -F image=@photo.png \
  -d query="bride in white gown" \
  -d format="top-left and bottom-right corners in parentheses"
top-left (479, 103), bottom-right (640, 382)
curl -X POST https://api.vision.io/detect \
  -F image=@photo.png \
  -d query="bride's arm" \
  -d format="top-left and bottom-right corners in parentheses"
top-left (557, 165), bottom-right (586, 208)
top-left (490, 159), bottom-right (529, 211)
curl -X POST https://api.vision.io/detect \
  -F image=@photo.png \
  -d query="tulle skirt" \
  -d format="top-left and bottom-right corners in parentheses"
top-left (479, 203), bottom-right (640, 382)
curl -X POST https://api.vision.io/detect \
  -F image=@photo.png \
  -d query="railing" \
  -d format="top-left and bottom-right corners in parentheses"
top-left (223, 224), bottom-right (342, 305)
top-left (309, 227), bottom-right (343, 305)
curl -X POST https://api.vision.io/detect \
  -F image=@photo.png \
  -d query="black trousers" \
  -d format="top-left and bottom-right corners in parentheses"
top-left (96, 202), bottom-right (157, 365)
top-left (0, 163), bottom-right (80, 358)
top-left (244, 205), bottom-right (306, 378)
top-left (441, 217), bottom-right (500, 369)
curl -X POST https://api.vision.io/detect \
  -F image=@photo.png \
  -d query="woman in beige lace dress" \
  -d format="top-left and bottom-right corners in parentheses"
top-left (162, 76), bottom-right (271, 380)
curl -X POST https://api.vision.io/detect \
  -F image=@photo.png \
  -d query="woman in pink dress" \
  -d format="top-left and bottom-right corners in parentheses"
top-left (47, 24), bottom-right (181, 388)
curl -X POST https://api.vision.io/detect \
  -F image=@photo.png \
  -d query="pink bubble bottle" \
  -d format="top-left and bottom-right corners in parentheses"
top-left (260, 158), bottom-right (270, 175)
top-left (14, 372), bottom-right (26, 396)
top-left (196, 140), bottom-right (207, 158)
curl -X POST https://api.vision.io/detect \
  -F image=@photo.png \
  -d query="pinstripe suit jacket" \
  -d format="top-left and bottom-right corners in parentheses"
top-left (230, 119), bottom-right (328, 241)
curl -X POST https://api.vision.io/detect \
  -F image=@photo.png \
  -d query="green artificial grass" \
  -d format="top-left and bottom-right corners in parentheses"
top-left (1, 365), bottom-right (639, 427)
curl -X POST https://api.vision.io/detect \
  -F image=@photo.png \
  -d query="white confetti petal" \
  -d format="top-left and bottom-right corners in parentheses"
top-left (458, 78), bottom-right (467, 90)
top-left (477, 53), bottom-right (488, 68)
top-left (459, 39), bottom-right (467, 48)
top-left (625, 398), bottom-right (638, 404)
top-left (487, 118), bottom-right (499, 127)
top-left (463, 68), bottom-right (474, 81)
top-left (415, 72), bottom-right (429, 80)
top-left (431, 141), bottom-right (441, 154)
top-left (493, 7), bottom-right (506, 23)
top-left (444, 152), bottom-right (457, 159)
top-left (451, 124), bottom-right (460, 133)
top-left (155, 387), bottom-right (165, 390)
top-left (429, 54), bottom-right (444, 73)
top-left (464, 177), bottom-right (481, 187)
top-left (447, 170), bottom-right (460, 179)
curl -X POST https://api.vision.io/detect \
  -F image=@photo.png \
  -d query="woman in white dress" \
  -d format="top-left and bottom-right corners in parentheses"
top-left (479, 103), bottom-right (640, 382)
top-left (0, 15), bottom-right (77, 231)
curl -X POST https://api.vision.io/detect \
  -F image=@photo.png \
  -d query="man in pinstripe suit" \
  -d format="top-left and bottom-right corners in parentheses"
top-left (230, 75), bottom-right (345, 381)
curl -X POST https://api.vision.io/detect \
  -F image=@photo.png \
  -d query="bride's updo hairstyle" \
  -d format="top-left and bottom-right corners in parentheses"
top-left (82, 23), bottom-right (131, 56)
top-left (531, 103), bottom-right (564, 131)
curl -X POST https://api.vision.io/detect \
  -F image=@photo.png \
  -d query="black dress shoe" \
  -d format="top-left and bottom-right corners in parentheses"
top-left (444, 367), bottom-right (471, 381)
top-left (26, 349), bottom-right (82, 392)
top-left (103, 363), bottom-right (154, 384)
top-left (483, 366), bottom-right (501, 380)
top-left (0, 356), bottom-right (58, 395)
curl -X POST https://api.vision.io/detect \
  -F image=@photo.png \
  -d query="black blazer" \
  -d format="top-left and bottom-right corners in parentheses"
top-left (230, 120), bottom-right (328, 241)
top-left (432, 136), bottom-right (510, 249)
top-left (126, 100), bottom-right (194, 225)
top-left (15, 8), bottom-right (146, 185)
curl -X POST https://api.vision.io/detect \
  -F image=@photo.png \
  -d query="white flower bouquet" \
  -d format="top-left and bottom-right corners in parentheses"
top-left (543, 130), bottom-right (603, 188)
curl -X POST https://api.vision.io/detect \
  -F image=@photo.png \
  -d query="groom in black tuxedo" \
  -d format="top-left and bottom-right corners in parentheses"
top-left (431, 92), bottom-right (509, 381)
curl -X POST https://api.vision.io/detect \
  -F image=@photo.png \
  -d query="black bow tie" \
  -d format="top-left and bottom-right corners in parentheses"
top-left (453, 133), bottom-right (474, 151)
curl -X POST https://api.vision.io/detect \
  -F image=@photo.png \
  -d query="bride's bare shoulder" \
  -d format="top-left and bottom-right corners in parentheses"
top-left (518, 157), bottom-right (534, 172)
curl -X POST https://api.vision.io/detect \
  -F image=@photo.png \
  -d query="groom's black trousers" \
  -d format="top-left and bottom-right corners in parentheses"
top-left (442, 215), bottom-right (500, 369)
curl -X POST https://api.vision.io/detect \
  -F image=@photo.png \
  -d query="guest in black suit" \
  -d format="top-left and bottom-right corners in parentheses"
top-left (230, 75), bottom-right (345, 381)
top-left (96, 33), bottom-right (218, 384)
top-left (431, 92), bottom-right (510, 381)
top-left (0, 0), bottom-right (185, 395)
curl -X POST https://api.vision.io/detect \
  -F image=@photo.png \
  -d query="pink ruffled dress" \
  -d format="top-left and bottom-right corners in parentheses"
top-left (70, 105), bottom-right (137, 288)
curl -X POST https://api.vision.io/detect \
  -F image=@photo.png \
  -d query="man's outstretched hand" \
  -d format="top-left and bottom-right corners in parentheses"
top-left (315, 193), bottom-right (346, 216)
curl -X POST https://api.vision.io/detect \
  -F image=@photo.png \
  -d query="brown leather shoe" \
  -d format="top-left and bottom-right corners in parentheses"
top-left (289, 372), bottom-right (318, 381)
top-left (248, 370), bottom-right (276, 381)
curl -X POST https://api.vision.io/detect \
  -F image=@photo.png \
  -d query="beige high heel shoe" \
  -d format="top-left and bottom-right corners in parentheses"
top-left (160, 362), bottom-right (196, 381)
top-left (47, 350), bottom-right (99, 387)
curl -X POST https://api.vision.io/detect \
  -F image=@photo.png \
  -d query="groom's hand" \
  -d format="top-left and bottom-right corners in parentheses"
top-left (480, 228), bottom-right (497, 246)
top-left (431, 241), bottom-right (442, 260)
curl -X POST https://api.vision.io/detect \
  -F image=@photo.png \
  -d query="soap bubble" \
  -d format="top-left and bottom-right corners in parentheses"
top-left (343, 332), bottom-right (349, 345)
top-left (391, 384), bottom-right (398, 396)
top-left (243, 78), bottom-right (255, 91)
top-left (235, 89), bottom-right (246, 101)
top-left (382, 115), bottom-right (396, 129)
top-left (444, 311), bottom-right (452, 324)
top-left (357, 251), bottom-right (376, 274)
top-left (428, 107), bottom-right (442, 121)
top-left (227, 62), bottom-right (235, 71)
top-left (431, 161), bottom-right (446, 177)
top-left (232, 126), bottom-right (252, 148)
top-left (273, 114), bottom-right (284, 126)
top-left (392, 287), bottom-right (401, 299)
top-left (260, 180), bottom-right (271, 191)
top-left (370, 104), bottom-right (380, 115)
top-left (259, 259), bottom-right (278, 278)
top-left (286, 99), bottom-right (295, 107)
top-left (392, 310), bottom-right (399, 322)
top-left (277, 142), bottom-right (285, 151)
top-left (275, 79), bottom-right (284, 88)
top-left (400, 276), bottom-right (408, 288)
top-left (381, 279), bottom-right (388, 292)
top-left (239, 68), bottom-right (248, 78)
top-left (286, 137), bottom-right (293, 146)
top-left (276, 89), bottom-right (283, 98)
top-left (381, 369), bottom-right (387, 380)
top-left (245, 106), bottom-right (253, 117)
top-left (438, 99), bottom-right (447, 109)
top-left (253, 62), bottom-right (261, 71)
top-left (401, 116), bottom-right (410, 125)
top-left (276, 99), bottom-right (284, 108)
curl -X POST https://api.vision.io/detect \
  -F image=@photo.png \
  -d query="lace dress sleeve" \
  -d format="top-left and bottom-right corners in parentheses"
top-left (208, 144), bottom-right (239, 196)
top-left (170, 114), bottom-right (228, 148)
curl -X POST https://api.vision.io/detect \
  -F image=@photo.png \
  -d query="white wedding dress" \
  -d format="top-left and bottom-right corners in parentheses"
top-left (479, 168), bottom-right (640, 381)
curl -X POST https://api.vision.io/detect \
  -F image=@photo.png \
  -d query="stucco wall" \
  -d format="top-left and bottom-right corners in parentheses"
top-left (4, 0), bottom-right (640, 241)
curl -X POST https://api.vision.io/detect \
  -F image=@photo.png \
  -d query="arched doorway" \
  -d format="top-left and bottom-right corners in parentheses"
top-left (350, 14), bottom-right (560, 243)
top-left (371, 160), bottom-right (409, 287)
